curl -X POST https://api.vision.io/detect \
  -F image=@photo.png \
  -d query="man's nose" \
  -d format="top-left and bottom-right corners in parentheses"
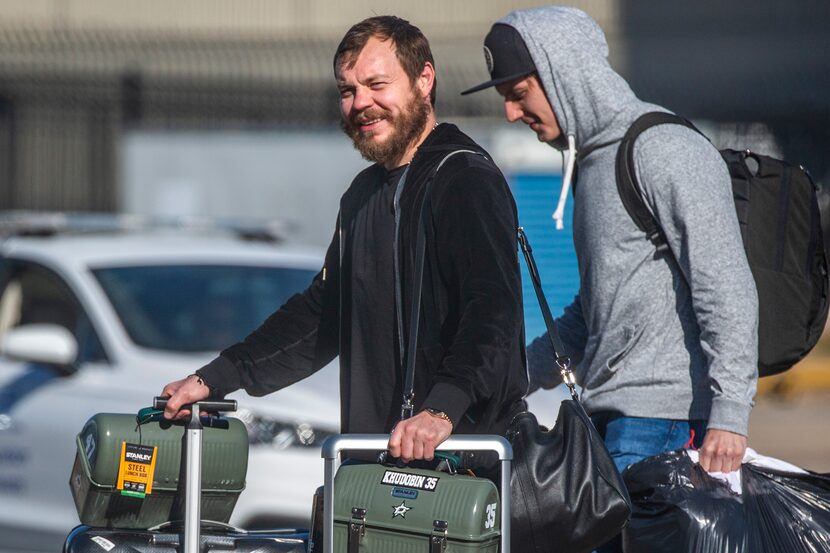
top-left (503, 101), bottom-right (522, 123)
top-left (352, 87), bottom-right (373, 111)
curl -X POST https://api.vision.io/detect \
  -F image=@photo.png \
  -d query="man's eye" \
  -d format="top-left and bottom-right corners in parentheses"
top-left (370, 82), bottom-right (387, 90)
top-left (339, 89), bottom-right (354, 98)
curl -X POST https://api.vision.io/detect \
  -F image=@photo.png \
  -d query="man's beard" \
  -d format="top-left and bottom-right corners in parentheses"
top-left (341, 92), bottom-right (431, 166)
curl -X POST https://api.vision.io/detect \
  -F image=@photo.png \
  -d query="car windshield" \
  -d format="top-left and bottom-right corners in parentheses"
top-left (92, 264), bottom-right (316, 352)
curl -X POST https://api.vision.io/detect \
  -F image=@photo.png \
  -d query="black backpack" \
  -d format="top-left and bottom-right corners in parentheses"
top-left (616, 111), bottom-right (829, 377)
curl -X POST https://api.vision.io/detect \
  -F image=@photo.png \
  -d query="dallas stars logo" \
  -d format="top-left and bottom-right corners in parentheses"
top-left (392, 500), bottom-right (412, 518)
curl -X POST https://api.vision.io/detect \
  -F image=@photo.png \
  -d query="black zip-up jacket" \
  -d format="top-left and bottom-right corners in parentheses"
top-left (198, 124), bottom-right (528, 435)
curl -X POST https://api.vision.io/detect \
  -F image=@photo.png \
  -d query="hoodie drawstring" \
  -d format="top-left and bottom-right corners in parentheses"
top-left (552, 134), bottom-right (577, 230)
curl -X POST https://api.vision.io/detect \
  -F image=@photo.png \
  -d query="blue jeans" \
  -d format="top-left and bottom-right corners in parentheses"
top-left (590, 414), bottom-right (708, 553)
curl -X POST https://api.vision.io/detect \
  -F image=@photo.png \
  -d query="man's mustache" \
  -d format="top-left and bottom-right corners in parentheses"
top-left (347, 109), bottom-right (390, 129)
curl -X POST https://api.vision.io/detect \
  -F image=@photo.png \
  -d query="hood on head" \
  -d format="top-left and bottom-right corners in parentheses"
top-left (499, 6), bottom-right (642, 153)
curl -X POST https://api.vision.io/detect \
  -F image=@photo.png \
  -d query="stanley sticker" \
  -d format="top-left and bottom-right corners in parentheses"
top-left (116, 442), bottom-right (158, 498)
top-left (380, 470), bottom-right (439, 492)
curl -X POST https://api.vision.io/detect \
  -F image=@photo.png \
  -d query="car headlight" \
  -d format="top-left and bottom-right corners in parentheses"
top-left (234, 408), bottom-right (336, 448)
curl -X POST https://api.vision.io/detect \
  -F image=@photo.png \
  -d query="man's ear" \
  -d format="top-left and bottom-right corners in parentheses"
top-left (417, 62), bottom-right (435, 101)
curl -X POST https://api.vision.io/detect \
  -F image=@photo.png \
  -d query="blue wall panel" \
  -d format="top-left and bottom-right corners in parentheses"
top-left (509, 172), bottom-right (580, 342)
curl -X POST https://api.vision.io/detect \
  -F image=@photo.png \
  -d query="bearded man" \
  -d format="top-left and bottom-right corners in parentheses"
top-left (160, 15), bottom-right (528, 461)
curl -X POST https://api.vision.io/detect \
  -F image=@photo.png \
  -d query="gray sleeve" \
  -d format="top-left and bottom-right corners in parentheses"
top-left (526, 293), bottom-right (589, 394)
top-left (634, 126), bottom-right (758, 435)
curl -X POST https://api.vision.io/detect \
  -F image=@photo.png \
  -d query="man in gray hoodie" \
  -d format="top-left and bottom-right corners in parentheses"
top-left (463, 6), bottom-right (757, 483)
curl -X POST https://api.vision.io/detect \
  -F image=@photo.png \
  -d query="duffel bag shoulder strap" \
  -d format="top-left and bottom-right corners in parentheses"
top-left (516, 228), bottom-right (580, 400)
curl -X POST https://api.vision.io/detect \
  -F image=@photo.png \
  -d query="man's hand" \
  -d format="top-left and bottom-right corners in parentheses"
top-left (160, 374), bottom-right (211, 420)
top-left (388, 411), bottom-right (453, 462)
top-left (698, 429), bottom-right (747, 473)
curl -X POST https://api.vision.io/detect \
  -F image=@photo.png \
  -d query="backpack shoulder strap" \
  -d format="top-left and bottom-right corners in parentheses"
top-left (615, 111), bottom-right (701, 251)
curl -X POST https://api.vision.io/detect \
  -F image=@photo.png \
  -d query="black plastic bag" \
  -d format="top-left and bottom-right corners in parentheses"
top-left (622, 450), bottom-right (830, 553)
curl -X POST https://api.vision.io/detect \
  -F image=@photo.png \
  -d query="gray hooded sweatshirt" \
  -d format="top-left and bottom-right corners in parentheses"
top-left (505, 7), bottom-right (758, 435)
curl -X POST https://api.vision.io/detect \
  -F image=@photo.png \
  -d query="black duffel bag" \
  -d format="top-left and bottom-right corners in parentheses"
top-left (509, 229), bottom-right (632, 553)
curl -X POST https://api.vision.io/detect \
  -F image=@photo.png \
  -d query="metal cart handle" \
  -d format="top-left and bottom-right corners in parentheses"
top-left (320, 434), bottom-right (512, 553)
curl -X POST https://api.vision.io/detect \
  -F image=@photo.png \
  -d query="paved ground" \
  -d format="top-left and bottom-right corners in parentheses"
top-left (749, 390), bottom-right (830, 473)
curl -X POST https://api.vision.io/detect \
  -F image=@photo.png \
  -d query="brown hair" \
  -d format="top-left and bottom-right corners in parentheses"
top-left (334, 15), bottom-right (437, 105)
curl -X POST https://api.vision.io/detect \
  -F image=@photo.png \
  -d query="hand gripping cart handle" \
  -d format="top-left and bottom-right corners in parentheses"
top-left (153, 396), bottom-right (238, 553)
top-left (320, 434), bottom-right (512, 553)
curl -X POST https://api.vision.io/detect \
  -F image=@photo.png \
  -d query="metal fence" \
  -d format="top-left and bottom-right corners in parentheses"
top-left (0, 0), bottom-right (827, 212)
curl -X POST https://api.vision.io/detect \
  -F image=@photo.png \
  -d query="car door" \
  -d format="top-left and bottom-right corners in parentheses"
top-left (0, 257), bottom-right (109, 540)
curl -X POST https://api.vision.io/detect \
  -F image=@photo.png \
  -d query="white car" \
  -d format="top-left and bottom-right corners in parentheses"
top-left (0, 217), bottom-right (340, 551)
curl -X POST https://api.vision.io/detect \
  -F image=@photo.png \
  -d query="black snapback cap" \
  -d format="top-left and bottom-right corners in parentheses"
top-left (461, 24), bottom-right (536, 95)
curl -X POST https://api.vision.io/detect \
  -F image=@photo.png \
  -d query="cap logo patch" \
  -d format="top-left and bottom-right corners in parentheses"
top-left (483, 46), bottom-right (494, 76)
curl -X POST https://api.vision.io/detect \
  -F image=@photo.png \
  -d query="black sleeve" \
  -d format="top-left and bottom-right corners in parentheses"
top-left (197, 221), bottom-right (340, 397)
top-left (420, 159), bottom-right (525, 425)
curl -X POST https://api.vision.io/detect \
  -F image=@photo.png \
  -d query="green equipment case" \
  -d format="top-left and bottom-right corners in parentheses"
top-left (69, 412), bottom-right (249, 529)
top-left (321, 434), bottom-right (512, 553)
top-left (332, 464), bottom-right (500, 552)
